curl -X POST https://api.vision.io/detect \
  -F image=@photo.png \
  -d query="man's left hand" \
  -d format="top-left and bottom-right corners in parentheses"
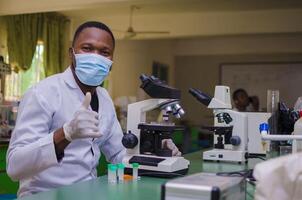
top-left (162, 139), bottom-right (181, 156)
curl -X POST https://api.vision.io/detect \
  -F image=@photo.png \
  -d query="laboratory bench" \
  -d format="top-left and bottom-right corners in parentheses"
top-left (18, 150), bottom-right (258, 200)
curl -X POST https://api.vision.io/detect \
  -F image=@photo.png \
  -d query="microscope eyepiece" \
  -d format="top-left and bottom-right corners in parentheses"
top-left (139, 74), bottom-right (181, 99)
top-left (189, 88), bottom-right (212, 106)
top-left (140, 74), bottom-right (148, 82)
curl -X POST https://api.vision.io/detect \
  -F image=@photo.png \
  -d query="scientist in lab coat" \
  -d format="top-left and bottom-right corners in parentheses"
top-left (6, 21), bottom-right (180, 197)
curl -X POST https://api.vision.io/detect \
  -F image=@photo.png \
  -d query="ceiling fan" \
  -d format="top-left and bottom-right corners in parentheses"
top-left (113, 5), bottom-right (170, 39)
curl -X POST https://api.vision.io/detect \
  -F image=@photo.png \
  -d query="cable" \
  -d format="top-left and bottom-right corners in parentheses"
top-left (246, 178), bottom-right (257, 186)
top-left (217, 169), bottom-right (257, 199)
top-left (246, 191), bottom-right (254, 199)
top-left (246, 154), bottom-right (266, 161)
top-left (138, 172), bottom-right (185, 177)
top-left (216, 169), bottom-right (256, 185)
top-left (216, 169), bottom-right (253, 178)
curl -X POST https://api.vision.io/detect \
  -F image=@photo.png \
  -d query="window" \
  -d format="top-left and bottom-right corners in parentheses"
top-left (5, 42), bottom-right (45, 101)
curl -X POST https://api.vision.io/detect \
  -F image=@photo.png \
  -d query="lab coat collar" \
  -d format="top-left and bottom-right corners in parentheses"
top-left (62, 66), bottom-right (79, 89)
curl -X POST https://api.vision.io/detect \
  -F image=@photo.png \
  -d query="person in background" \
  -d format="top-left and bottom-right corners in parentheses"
top-left (232, 88), bottom-right (259, 112)
top-left (6, 21), bottom-right (180, 197)
top-left (249, 95), bottom-right (260, 111)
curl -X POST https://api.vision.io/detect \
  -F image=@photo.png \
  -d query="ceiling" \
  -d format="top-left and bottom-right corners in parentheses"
top-left (61, 0), bottom-right (302, 17)
top-left (1, 0), bottom-right (302, 40)
top-left (2, 0), bottom-right (302, 16)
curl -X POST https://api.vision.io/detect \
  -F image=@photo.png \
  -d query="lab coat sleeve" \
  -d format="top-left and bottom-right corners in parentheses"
top-left (6, 87), bottom-right (59, 181)
top-left (99, 114), bottom-right (126, 164)
top-left (253, 153), bottom-right (302, 200)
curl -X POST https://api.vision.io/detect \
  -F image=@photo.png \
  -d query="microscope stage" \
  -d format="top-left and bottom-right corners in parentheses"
top-left (138, 123), bottom-right (184, 132)
top-left (123, 154), bottom-right (190, 177)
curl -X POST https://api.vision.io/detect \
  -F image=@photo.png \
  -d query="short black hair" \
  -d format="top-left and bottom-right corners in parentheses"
top-left (72, 21), bottom-right (115, 48)
top-left (232, 88), bottom-right (248, 100)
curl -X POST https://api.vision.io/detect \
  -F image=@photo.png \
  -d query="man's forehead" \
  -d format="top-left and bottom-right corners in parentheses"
top-left (74, 27), bottom-right (113, 47)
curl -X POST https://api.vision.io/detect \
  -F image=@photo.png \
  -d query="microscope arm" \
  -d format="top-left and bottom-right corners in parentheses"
top-left (126, 98), bottom-right (178, 155)
top-left (127, 99), bottom-right (177, 131)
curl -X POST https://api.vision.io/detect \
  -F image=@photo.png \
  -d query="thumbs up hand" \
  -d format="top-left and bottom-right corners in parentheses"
top-left (63, 92), bottom-right (101, 142)
top-left (81, 92), bottom-right (92, 110)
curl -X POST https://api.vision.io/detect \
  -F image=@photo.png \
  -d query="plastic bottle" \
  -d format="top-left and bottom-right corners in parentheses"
top-left (107, 164), bottom-right (117, 183)
top-left (132, 163), bottom-right (139, 180)
top-left (117, 163), bottom-right (125, 182)
top-left (259, 123), bottom-right (273, 158)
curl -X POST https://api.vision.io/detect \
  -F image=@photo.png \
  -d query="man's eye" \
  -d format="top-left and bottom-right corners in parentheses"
top-left (82, 46), bottom-right (92, 51)
top-left (101, 51), bottom-right (110, 56)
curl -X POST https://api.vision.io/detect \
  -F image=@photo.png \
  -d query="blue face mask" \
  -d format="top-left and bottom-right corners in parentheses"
top-left (74, 51), bottom-right (113, 86)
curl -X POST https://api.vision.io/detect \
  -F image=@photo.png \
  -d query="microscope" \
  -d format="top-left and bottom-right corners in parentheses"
top-left (122, 74), bottom-right (190, 177)
top-left (189, 86), bottom-right (249, 163)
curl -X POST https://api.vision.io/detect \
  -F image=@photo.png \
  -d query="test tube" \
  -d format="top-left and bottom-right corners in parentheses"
top-left (132, 163), bottom-right (139, 180)
top-left (117, 163), bottom-right (125, 182)
top-left (107, 164), bottom-right (117, 183)
top-left (267, 90), bottom-right (280, 153)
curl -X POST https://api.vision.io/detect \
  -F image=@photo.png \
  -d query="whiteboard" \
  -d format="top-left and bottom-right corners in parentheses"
top-left (220, 62), bottom-right (302, 110)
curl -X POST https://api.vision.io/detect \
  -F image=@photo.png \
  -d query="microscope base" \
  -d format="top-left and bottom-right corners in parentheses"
top-left (203, 149), bottom-right (247, 163)
top-left (123, 154), bottom-right (190, 177)
top-left (124, 168), bottom-right (188, 178)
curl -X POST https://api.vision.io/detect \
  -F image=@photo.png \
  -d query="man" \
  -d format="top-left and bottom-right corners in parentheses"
top-left (6, 21), bottom-right (180, 197)
top-left (232, 88), bottom-right (259, 112)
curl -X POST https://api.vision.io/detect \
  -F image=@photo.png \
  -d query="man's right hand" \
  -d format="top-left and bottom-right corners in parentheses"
top-left (63, 92), bottom-right (101, 141)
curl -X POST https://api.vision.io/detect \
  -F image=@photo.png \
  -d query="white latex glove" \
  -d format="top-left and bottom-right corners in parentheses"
top-left (63, 92), bottom-right (101, 141)
top-left (253, 152), bottom-right (302, 200)
top-left (162, 139), bottom-right (181, 156)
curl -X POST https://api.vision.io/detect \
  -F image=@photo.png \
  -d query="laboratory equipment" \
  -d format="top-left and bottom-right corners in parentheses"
top-left (117, 163), bottom-right (125, 182)
top-left (259, 101), bottom-right (302, 154)
top-left (0, 105), bottom-right (16, 140)
top-left (279, 145), bottom-right (292, 156)
top-left (0, 57), bottom-right (13, 140)
top-left (189, 86), bottom-right (248, 163)
top-left (266, 90), bottom-right (279, 138)
top-left (108, 164), bottom-right (117, 183)
top-left (246, 112), bottom-right (271, 155)
top-left (132, 163), bottom-right (139, 180)
top-left (122, 74), bottom-right (190, 177)
top-left (161, 172), bottom-right (246, 200)
top-left (189, 86), bottom-right (272, 162)
top-left (267, 89), bottom-right (279, 113)
top-left (0, 56), bottom-right (11, 76)
top-left (260, 122), bottom-right (302, 154)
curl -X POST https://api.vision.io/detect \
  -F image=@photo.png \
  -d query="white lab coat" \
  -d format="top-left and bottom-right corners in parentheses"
top-left (253, 152), bottom-right (302, 200)
top-left (6, 67), bottom-right (125, 197)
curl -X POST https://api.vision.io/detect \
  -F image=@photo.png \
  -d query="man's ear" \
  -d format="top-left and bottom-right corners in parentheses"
top-left (69, 47), bottom-right (75, 69)
top-left (68, 47), bottom-right (73, 59)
